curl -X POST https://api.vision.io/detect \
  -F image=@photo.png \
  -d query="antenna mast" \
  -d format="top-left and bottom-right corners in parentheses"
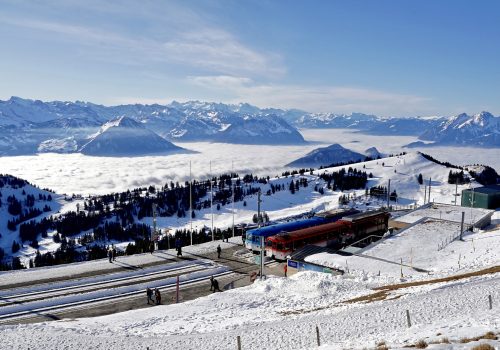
top-left (232, 160), bottom-right (235, 238)
top-left (190, 160), bottom-right (193, 246)
top-left (210, 161), bottom-right (214, 241)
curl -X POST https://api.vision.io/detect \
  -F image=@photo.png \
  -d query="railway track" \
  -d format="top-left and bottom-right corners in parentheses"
top-left (0, 260), bottom-right (234, 324)
top-left (0, 260), bottom-right (213, 307)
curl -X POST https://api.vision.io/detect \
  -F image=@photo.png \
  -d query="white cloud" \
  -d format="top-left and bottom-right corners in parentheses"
top-left (0, 14), bottom-right (284, 78)
top-left (187, 75), bottom-right (432, 116)
top-left (164, 29), bottom-right (284, 77)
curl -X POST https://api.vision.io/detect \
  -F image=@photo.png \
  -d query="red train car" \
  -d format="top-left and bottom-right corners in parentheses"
top-left (265, 210), bottom-right (389, 260)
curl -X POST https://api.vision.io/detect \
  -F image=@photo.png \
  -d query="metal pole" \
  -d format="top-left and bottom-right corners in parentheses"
top-left (210, 161), bottom-right (214, 241)
top-left (387, 179), bottom-right (390, 208)
top-left (232, 161), bottom-right (235, 238)
top-left (176, 275), bottom-right (180, 303)
top-left (237, 336), bottom-right (242, 350)
top-left (316, 325), bottom-right (321, 346)
top-left (460, 211), bottom-right (465, 240)
top-left (428, 177), bottom-right (432, 203)
top-left (257, 189), bottom-right (262, 228)
top-left (190, 161), bottom-right (193, 246)
top-left (406, 309), bottom-right (412, 327)
top-left (260, 236), bottom-right (265, 280)
top-left (258, 189), bottom-right (264, 280)
top-left (454, 178), bottom-right (458, 205)
top-left (424, 182), bottom-right (427, 205)
top-left (152, 203), bottom-right (157, 251)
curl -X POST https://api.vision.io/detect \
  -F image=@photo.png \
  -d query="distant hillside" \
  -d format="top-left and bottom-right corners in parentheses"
top-left (80, 116), bottom-right (186, 156)
top-left (0, 97), bottom-right (306, 155)
top-left (286, 144), bottom-right (366, 168)
top-left (1, 97), bottom-right (498, 155)
top-left (418, 111), bottom-right (500, 147)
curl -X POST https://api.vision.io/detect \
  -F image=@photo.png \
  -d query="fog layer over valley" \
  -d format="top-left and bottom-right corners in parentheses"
top-left (0, 129), bottom-right (497, 196)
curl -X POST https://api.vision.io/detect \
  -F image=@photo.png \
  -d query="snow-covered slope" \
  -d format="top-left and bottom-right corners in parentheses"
top-left (217, 115), bottom-right (306, 144)
top-left (80, 116), bottom-right (186, 156)
top-left (286, 143), bottom-right (366, 168)
top-left (0, 175), bottom-right (61, 260)
top-left (419, 111), bottom-right (500, 147)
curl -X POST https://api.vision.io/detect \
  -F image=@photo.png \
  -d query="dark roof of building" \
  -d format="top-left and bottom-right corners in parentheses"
top-left (340, 209), bottom-right (388, 222)
top-left (463, 184), bottom-right (500, 195)
top-left (289, 245), bottom-right (337, 262)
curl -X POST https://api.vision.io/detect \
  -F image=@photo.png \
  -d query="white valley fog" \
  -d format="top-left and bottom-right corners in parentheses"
top-left (1, 129), bottom-right (497, 196)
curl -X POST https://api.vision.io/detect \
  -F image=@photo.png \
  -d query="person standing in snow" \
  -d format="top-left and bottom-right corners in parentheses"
top-left (209, 276), bottom-right (215, 291)
top-left (217, 244), bottom-right (221, 259)
top-left (112, 245), bottom-right (116, 261)
top-left (146, 287), bottom-right (154, 305)
top-left (108, 248), bottom-right (113, 263)
top-left (212, 278), bottom-right (222, 292)
top-left (154, 288), bottom-right (161, 304)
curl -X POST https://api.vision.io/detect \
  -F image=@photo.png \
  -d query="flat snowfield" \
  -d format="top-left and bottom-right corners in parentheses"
top-left (0, 129), bottom-right (498, 195)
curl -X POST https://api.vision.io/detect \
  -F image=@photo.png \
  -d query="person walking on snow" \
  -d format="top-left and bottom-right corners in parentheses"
top-left (108, 248), bottom-right (113, 263)
top-left (112, 245), bottom-right (116, 261)
top-left (217, 244), bottom-right (221, 259)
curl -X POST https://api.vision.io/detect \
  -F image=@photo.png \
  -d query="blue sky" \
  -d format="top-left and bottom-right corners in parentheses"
top-left (0, 0), bottom-right (499, 116)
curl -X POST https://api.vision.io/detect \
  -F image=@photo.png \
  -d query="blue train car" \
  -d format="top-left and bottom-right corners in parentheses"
top-left (245, 217), bottom-right (327, 252)
top-left (245, 208), bottom-right (358, 252)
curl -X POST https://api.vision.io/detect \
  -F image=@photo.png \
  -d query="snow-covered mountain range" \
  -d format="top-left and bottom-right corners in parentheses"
top-left (0, 97), bottom-right (306, 155)
top-left (0, 97), bottom-right (498, 156)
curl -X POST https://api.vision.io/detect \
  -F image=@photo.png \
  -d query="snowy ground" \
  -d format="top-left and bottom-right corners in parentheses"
top-left (0, 216), bottom-right (498, 350)
top-left (307, 215), bottom-right (500, 283)
top-left (0, 268), bottom-right (498, 349)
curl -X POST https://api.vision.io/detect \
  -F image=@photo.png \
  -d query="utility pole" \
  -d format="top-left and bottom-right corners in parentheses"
top-left (152, 203), bottom-right (157, 251)
top-left (232, 160), bottom-right (235, 238)
top-left (210, 161), bottom-right (214, 241)
top-left (428, 177), bottom-right (432, 204)
top-left (257, 189), bottom-right (262, 228)
top-left (424, 182), bottom-right (427, 205)
top-left (459, 211), bottom-right (465, 240)
top-left (189, 160), bottom-right (193, 246)
top-left (387, 179), bottom-right (390, 209)
top-left (470, 185), bottom-right (475, 226)
top-left (257, 189), bottom-right (264, 280)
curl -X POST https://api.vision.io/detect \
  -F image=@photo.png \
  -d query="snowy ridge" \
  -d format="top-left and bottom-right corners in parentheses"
top-left (419, 111), bottom-right (500, 147)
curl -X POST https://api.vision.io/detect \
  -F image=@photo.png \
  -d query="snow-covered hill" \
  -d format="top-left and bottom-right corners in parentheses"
top-left (286, 143), bottom-right (366, 168)
top-left (79, 116), bottom-right (186, 156)
top-left (0, 175), bottom-right (61, 264)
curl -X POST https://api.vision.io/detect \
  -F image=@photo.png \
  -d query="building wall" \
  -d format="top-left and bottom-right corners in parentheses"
top-left (461, 189), bottom-right (500, 209)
